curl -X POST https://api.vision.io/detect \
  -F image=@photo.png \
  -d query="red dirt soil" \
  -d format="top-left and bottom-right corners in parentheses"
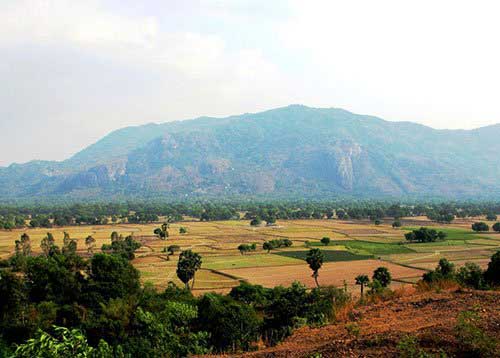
top-left (235, 289), bottom-right (500, 358)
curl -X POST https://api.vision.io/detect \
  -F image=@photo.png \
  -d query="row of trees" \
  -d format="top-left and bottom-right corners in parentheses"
top-left (423, 252), bottom-right (499, 289)
top-left (471, 221), bottom-right (500, 232)
top-left (263, 238), bottom-right (292, 253)
top-left (405, 227), bottom-right (447, 243)
top-left (2, 201), bottom-right (500, 230)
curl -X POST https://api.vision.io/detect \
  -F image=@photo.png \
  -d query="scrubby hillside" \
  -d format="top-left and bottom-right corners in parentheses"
top-left (239, 289), bottom-right (500, 358)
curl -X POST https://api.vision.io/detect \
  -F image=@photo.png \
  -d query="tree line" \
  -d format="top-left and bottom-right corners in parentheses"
top-left (2, 200), bottom-right (500, 230)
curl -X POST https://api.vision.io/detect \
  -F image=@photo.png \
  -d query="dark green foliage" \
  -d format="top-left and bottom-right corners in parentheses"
top-left (163, 245), bottom-right (180, 260)
top-left (471, 222), bottom-right (489, 232)
top-left (372, 267), bottom-right (392, 287)
top-left (405, 227), bottom-right (447, 243)
top-left (486, 213), bottom-right (497, 221)
top-left (261, 282), bottom-right (349, 346)
top-left (306, 249), bottom-right (324, 287)
top-left (229, 282), bottom-right (270, 307)
top-left (276, 250), bottom-right (372, 262)
top-left (456, 263), bottom-right (487, 289)
top-left (355, 274), bottom-right (370, 297)
top-left (262, 238), bottom-right (292, 253)
top-left (250, 218), bottom-right (262, 226)
top-left (320, 237), bottom-right (331, 246)
top-left (484, 251), bottom-right (500, 286)
top-left (422, 258), bottom-right (456, 283)
top-left (154, 222), bottom-right (169, 239)
top-left (238, 243), bottom-right (256, 255)
top-left (86, 254), bottom-right (140, 304)
top-left (25, 255), bottom-right (85, 304)
top-left (102, 235), bottom-right (141, 260)
top-left (492, 222), bottom-right (500, 232)
top-left (392, 220), bottom-right (402, 228)
top-left (197, 294), bottom-right (260, 352)
top-left (176, 250), bottom-right (202, 290)
top-left (0, 270), bottom-right (26, 321)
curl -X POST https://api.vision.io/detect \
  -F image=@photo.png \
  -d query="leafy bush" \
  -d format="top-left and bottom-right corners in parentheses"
top-left (455, 311), bottom-right (499, 357)
top-left (456, 263), bottom-right (487, 289)
top-left (471, 222), bottom-right (489, 232)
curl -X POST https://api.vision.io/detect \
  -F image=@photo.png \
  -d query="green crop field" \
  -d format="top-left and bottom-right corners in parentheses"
top-left (275, 250), bottom-right (373, 262)
top-left (1, 217), bottom-right (498, 294)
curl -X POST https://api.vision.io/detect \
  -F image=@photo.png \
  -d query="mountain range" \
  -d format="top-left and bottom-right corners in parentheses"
top-left (2, 104), bottom-right (500, 201)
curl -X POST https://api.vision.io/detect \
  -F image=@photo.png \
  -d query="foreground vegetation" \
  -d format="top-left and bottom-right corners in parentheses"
top-left (0, 222), bottom-right (498, 357)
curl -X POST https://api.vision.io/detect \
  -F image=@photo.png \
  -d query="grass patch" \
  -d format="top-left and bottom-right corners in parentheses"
top-left (275, 250), bottom-right (372, 262)
top-left (311, 240), bottom-right (415, 256)
top-left (403, 227), bottom-right (487, 241)
top-left (202, 254), bottom-right (304, 270)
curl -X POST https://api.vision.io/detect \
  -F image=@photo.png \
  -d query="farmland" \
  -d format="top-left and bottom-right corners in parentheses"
top-left (1, 217), bottom-right (499, 295)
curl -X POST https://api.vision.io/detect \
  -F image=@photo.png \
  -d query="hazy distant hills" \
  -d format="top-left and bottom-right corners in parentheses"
top-left (2, 104), bottom-right (500, 201)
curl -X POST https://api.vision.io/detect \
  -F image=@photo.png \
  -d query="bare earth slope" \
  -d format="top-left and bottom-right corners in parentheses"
top-left (240, 289), bottom-right (500, 358)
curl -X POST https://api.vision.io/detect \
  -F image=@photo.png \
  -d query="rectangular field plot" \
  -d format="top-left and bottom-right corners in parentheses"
top-left (219, 260), bottom-right (425, 289)
top-left (403, 227), bottom-right (488, 241)
top-left (202, 253), bottom-right (304, 270)
top-left (275, 250), bottom-right (372, 262)
top-left (328, 240), bottom-right (415, 256)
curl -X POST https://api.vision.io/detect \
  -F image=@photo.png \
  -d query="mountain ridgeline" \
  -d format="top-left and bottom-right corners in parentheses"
top-left (2, 105), bottom-right (500, 200)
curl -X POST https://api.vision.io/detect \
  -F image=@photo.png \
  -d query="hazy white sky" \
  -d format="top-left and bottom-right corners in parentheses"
top-left (2, 0), bottom-right (500, 166)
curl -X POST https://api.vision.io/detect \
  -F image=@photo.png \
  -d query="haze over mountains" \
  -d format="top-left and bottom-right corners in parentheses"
top-left (2, 105), bottom-right (500, 201)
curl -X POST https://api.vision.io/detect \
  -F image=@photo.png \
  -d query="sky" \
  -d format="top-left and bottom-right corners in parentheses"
top-left (2, 0), bottom-right (500, 166)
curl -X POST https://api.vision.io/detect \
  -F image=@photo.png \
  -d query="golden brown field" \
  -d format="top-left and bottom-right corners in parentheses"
top-left (1, 217), bottom-right (499, 295)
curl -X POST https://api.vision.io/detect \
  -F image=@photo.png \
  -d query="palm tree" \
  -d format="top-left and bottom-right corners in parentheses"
top-left (306, 248), bottom-right (324, 287)
top-left (355, 274), bottom-right (369, 297)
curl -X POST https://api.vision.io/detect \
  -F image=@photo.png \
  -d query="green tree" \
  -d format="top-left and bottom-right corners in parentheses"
top-left (392, 220), bottom-right (402, 228)
top-left (484, 251), bottom-right (500, 286)
top-left (40, 233), bottom-right (59, 257)
top-left (355, 274), bottom-right (369, 297)
top-left (486, 213), bottom-right (497, 221)
top-left (306, 249), bottom-right (324, 287)
top-left (436, 258), bottom-right (455, 277)
top-left (320, 237), bottom-right (330, 246)
top-left (154, 222), bottom-right (169, 239)
top-left (372, 267), bottom-right (392, 287)
top-left (250, 218), bottom-right (262, 226)
top-left (176, 250), bottom-right (202, 290)
top-left (238, 244), bottom-right (250, 255)
top-left (163, 245), bottom-right (180, 261)
top-left (179, 227), bottom-right (187, 234)
top-left (62, 232), bottom-right (77, 256)
top-left (471, 222), bottom-right (489, 232)
top-left (197, 293), bottom-right (260, 352)
top-left (85, 235), bottom-right (96, 255)
top-left (87, 253), bottom-right (140, 303)
top-left (492, 222), bottom-right (500, 232)
top-left (456, 263), bottom-right (486, 289)
top-left (263, 241), bottom-right (273, 253)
